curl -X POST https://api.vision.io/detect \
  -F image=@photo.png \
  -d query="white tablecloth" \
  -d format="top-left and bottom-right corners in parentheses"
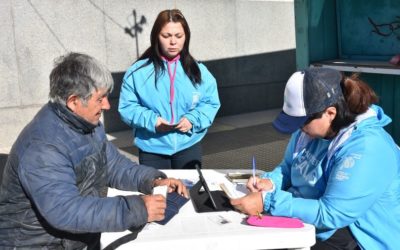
top-left (101, 169), bottom-right (315, 250)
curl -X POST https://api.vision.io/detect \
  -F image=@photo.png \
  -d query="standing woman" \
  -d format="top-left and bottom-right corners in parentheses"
top-left (119, 9), bottom-right (220, 169)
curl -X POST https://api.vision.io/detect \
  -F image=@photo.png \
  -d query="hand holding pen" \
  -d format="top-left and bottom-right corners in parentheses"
top-left (247, 178), bottom-right (274, 192)
top-left (247, 156), bottom-right (274, 192)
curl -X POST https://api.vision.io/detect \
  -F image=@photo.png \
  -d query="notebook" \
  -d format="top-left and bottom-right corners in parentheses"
top-left (155, 191), bottom-right (189, 225)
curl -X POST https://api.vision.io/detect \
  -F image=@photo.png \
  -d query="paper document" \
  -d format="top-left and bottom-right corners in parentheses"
top-left (153, 185), bottom-right (168, 198)
top-left (220, 182), bottom-right (248, 199)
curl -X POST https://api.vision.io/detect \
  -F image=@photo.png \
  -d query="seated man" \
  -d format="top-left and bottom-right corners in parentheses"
top-left (0, 52), bottom-right (188, 249)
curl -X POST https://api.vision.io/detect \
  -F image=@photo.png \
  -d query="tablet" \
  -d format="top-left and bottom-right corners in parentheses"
top-left (190, 164), bottom-right (234, 213)
top-left (195, 164), bottom-right (217, 209)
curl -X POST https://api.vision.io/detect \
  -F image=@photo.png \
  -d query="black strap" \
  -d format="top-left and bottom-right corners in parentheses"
top-left (102, 225), bottom-right (145, 250)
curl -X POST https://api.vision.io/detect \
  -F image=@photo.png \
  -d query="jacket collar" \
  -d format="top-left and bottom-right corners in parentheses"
top-left (49, 101), bottom-right (97, 134)
top-left (161, 54), bottom-right (180, 63)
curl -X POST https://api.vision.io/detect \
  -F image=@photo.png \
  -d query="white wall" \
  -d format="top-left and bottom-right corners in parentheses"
top-left (0, 0), bottom-right (295, 152)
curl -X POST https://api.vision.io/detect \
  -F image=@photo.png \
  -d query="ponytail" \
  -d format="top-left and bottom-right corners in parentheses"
top-left (330, 73), bottom-right (378, 134)
top-left (342, 73), bottom-right (378, 114)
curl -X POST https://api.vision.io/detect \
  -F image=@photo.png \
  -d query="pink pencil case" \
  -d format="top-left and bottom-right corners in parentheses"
top-left (247, 215), bottom-right (304, 228)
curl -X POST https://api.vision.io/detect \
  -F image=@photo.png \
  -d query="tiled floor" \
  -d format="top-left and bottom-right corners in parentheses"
top-left (107, 109), bottom-right (290, 172)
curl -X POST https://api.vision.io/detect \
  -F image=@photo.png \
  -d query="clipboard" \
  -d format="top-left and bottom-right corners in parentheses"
top-left (190, 164), bottom-right (234, 213)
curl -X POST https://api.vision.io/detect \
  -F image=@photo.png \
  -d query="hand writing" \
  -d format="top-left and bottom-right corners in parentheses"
top-left (247, 177), bottom-right (273, 192)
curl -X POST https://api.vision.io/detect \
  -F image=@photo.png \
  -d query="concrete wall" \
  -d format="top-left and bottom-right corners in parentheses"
top-left (0, 0), bottom-right (295, 151)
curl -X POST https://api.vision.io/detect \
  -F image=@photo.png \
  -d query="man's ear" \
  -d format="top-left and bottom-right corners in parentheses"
top-left (66, 95), bottom-right (79, 112)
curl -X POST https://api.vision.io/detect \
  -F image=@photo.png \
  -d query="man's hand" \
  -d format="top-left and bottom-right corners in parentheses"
top-left (153, 178), bottom-right (189, 198)
top-left (247, 177), bottom-right (273, 192)
top-left (230, 192), bottom-right (263, 216)
top-left (141, 195), bottom-right (166, 222)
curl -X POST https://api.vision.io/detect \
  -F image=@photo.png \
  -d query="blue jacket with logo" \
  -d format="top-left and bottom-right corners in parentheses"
top-left (0, 102), bottom-right (166, 249)
top-left (119, 59), bottom-right (220, 155)
top-left (263, 105), bottom-right (400, 250)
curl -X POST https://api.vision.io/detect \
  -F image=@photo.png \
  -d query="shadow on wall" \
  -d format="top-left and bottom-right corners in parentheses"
top-left (104, 49), bottom-right (295, 133)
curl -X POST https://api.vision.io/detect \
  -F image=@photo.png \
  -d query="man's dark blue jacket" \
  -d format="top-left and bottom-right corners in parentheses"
top-left (0, 102), bottom-right (166, 249)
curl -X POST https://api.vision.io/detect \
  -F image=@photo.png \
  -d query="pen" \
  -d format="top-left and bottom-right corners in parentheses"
top-left (252, 156), bottom-right (256, 187)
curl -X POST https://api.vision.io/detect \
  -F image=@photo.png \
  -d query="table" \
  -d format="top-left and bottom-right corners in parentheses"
top-left (101, 169), bottom-right (315, 250)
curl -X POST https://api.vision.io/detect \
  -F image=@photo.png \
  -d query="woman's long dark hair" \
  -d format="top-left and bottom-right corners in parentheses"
top-left (135, 9), bottom-right (201, 86)
top-left (330, 73), bottom-right (379, 134)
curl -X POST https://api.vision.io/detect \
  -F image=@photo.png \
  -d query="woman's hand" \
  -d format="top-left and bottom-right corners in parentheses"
top-left (247, 177), bottom-right (273, 192)
top-left (230, 192), bottom-right (263, 216)
top-left (153, 178), bottom-right (189, 198)
top-left (174, 117), bottom-right (193, 133)
top-left (155, 117), bottom-right (175, 133)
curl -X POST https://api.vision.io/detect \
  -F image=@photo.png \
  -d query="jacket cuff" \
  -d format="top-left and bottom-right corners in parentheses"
top-left (260, 173), bottom-right (281, 213)
top-left (263, 190), bottom-right (274, 212)
top-left (261, 171), bottom-right (283, 190)
top-left (124, 195), bottom-right (148, 227)
top-left (150, 114), bottom-right (159, 133)
top-left (139, 171), bottom-right (167, 194)
top-left (262, 181), bottom-right (276, 212)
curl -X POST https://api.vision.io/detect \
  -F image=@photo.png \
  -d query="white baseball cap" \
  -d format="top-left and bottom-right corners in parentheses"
top-left (273, 67), bottom-right (343, 134)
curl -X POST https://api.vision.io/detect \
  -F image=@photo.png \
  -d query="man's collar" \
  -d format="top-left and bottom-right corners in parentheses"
top-left (49, 101), bottom-right (97, 134)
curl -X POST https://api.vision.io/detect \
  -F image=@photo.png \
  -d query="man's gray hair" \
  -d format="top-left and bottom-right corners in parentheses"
top-left (49, 52), bottom-right (114, 105)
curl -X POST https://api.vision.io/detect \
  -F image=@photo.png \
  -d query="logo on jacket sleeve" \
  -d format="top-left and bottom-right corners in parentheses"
top-left (335, 154), bottom-right (360, 181)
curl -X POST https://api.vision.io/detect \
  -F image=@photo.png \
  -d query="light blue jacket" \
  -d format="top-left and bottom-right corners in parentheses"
top-left (119, 59), bottom-right (220, 155)
top-left (263, 105), bottom-right (400, 250)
